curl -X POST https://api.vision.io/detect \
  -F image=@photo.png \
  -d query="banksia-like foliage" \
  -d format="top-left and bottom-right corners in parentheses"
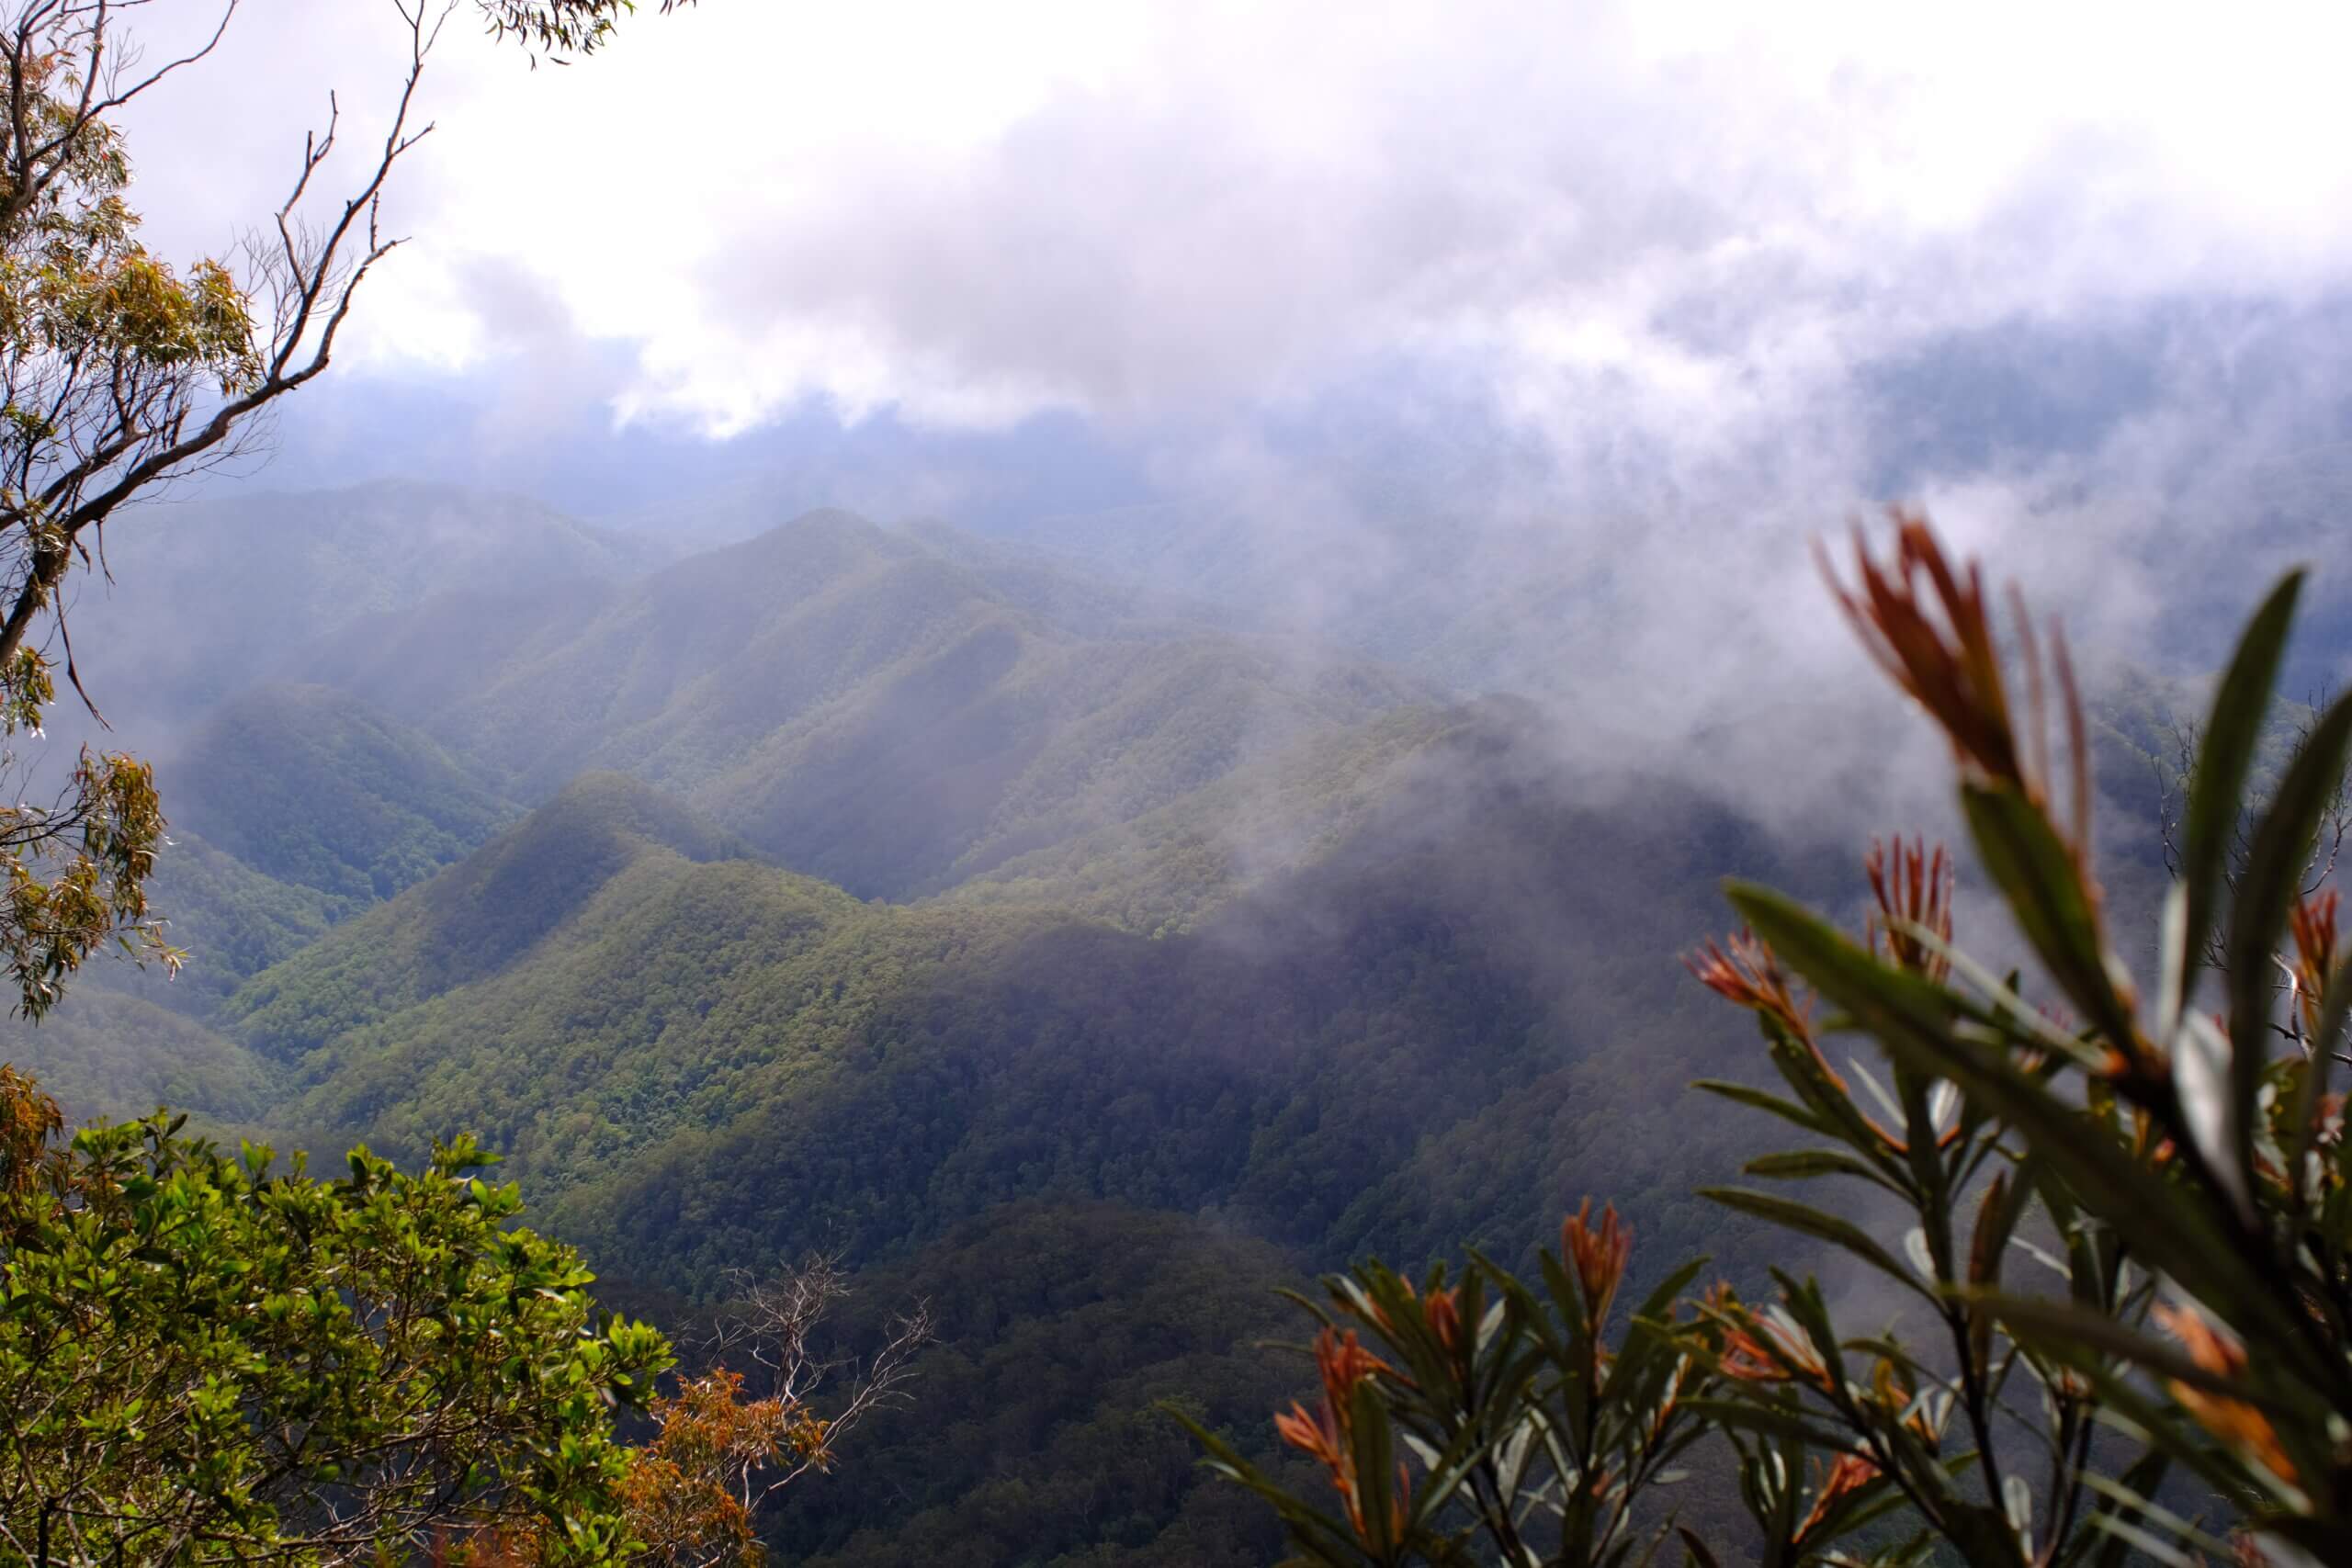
top-left (1563, 1198), bottom-right (1631, 1328)
top-left (1793, 1451), bottom-right (1880, 1546)
top-left (1272, 1328), bottom-right (1403, 1541)
top-left (1686, 927), bottom-right (1812, 1042)
top-left (1866, 835), bottom-right (1953, 984)
top-left (1818, 511), bottom-right (2094, 863)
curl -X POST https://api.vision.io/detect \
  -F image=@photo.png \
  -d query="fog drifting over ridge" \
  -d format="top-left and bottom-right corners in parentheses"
top-left (98, 0), bottom-right (2352, 832)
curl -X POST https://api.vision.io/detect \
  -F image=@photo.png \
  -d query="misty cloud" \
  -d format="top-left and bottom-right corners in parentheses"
top-left (86, 0), bottom-right (2352, 852)
top-left (112, 3), bottom-right (2352, 429)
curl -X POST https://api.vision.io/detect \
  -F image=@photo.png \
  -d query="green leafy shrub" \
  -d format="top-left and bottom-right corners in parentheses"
top-left (0, 1065), bottom-right (670, 1563)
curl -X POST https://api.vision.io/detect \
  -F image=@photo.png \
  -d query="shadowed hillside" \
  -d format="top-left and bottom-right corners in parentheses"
top-left (758, 1202), bottom-right (1306, 1568)
top-left (162, 683), bottom-right (518, 907)
top-left (228, 772), bottom-right (759, 1061)
top-left (210, 702), bottom-right (1805, 1301)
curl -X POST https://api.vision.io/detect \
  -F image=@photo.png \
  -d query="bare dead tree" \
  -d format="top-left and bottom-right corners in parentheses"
top-left (703, 1257), bottom-right (935, 1510)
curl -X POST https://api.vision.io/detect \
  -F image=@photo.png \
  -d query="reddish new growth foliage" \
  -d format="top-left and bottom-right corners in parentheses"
top-left (429, 1369), bottom-right (824, 1568)
top-left (2290, 889), bottom-right (2340, 1039)
top-left (1819, 510), bottom-right (2096, 874)
top-left (1273, 1328), bottom-right (1407, 1543)
top-left (1794, 1451), bottom-right (1880, 1544)
top-left (1820, 511), bottom-right (2025, 782)
top-left (1690, 920), bottom-right (1961, 1155)
top-left (1866, 836), bottom-right (1953, 985)
top-left (1819, 514), bottom-right (2168, 1080)
top-left (1563, 1198), bottom-right (1632, 1327)
top-left (1372, 1278), bottom-right (1464, 1362)
top-left (1686, 929), bottom-right (1814, 1043)
top-left (2154, 1303), bottom-right (2298, 1486)
top-left (1420, 1282), bottom-right (1464, 1358)
top-left (1703, 1285), bottom-right (1832, 1392)
top-left (622, 1369), bottom-right (830, 1567)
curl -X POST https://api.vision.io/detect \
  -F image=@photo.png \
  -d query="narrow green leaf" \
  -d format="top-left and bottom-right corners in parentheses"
top-left (1960, 783), bottom-right (2139, 1050)
top-left (1763, 1034), bottom-right (1913, 1175)
top-left (2076, 1471), bottom-right (2244, 1560)
top-left (1164, 1400), bottom-right (1377, 1556)
top-left (1694, 1080), bottom-right (1831, 1137)
top-left (1678, 1397), bottom-right (1852, 1451)
top-left (1631, 1254), bottom-right (1708, 1326)
top-left (2079, 1452), bottom-right (2175, 1568)
top-left (2182, 570), bottom-right (2304, 1009)
top-left (2086, 1516), bottom-right (2199, 1568)
top-left (1741, 1148), bottom-right (1913, 1200)
top-left (1350, 1378), bottom-right (1397, 1554)
top-left (2227, 687), bottom-right (2352, 1205)
top-left (1698, 1187), bottom-right (1933, 1303)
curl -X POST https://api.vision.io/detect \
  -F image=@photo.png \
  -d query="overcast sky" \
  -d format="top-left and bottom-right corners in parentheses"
top-left (98, 0), bottom-right (2352, 820)
top-left (115, 0), bottom-right (2352, 434)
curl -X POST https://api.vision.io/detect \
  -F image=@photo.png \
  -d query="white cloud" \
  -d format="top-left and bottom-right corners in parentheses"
top-left (101, 0), bottom-right (2352, 438)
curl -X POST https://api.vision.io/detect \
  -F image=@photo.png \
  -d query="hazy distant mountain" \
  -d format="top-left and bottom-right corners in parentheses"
top-left (59, 480), bottom-right (672, 734)
top-left (0, 986), bottom-right (277, 1128)
top-left (307, 507), bottom-right (1434, 897)
top-left (938, 703), bottom-right (1491, 932)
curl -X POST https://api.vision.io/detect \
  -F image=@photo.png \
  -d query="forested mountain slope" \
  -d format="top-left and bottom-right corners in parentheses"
top-left (161, 683), bottom-right (518, 908)
top-left (183, 693), bottom-right (1825, 1564)
top-left (214, 703), bottom-right (1802, 1294)
top-left (0, 989), bottom-right (277, 1126)
top-left (938, 703), bottom-right (1501, 933)
top-left (228, 772), bottom-right (759, 1062)
top-left (305, 508), bottom-right (1432, 898)
top-left (97, 692), bottom-right (1804, 1564)
top-left (760, 1202), bottom-right (1306, 1568)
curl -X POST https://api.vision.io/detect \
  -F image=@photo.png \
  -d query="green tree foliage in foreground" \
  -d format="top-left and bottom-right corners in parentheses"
top-left (0, 1062), bottom-right (902, 1565)
top-left (0, 1063), bottom-right (668, 1561)
top-left (1198, 516), bottom-right (2352, 1567)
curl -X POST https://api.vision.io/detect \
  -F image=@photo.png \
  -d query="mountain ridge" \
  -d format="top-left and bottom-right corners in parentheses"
top-left (297, 504), bottom-right (1437, 899)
